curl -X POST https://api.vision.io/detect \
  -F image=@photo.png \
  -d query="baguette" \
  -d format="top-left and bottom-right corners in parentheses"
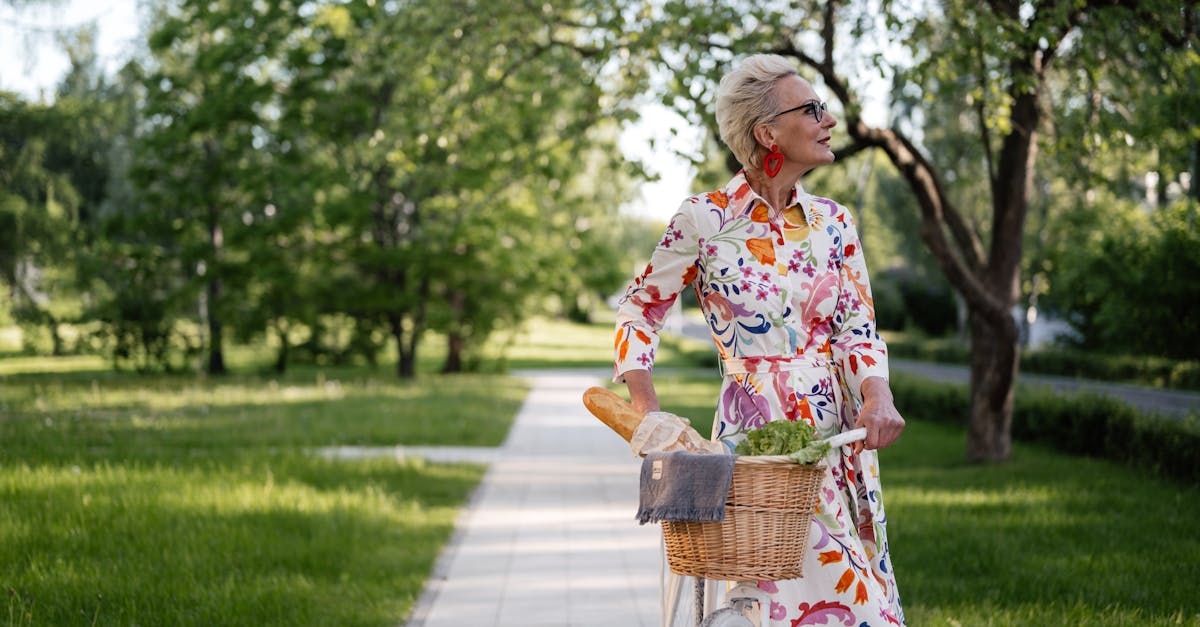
top-left (582, 386), bottom-right (644, 442)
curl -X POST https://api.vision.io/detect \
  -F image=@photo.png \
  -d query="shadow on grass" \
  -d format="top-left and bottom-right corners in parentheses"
top-left (0, 455), bottom-right (484, 626)
top-left (885, 420), bottom-right (1200, 625)
top-left (1, 373), bottom-right (528, 465)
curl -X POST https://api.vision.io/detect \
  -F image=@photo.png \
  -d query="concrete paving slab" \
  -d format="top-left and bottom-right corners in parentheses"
top-left (406, 370), bottom-right (662, 627)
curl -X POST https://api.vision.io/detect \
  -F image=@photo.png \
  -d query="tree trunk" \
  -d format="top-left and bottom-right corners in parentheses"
top-left (274, 324), bottom-right (288, 374)
top-left (207, 275), bottom-right (225, 375)
top-left (442, 288), bottom-right (466, 374)
top-left (390, 313), bottom-right (417, 379)
top-left (47, 314), bottom-right (63, 356)
top-left (966, 314), bottom-right (1020, 462)
top-left (394, 277), bottom-right (430, 379)
top-left (203, 141), bottom-right (226, 375)
top-left (443, 332), bottom-right (465, 374)
top-left (205, 207), bottom-right (224, 372)
top-left (396, 335), bottom-right (416, 378)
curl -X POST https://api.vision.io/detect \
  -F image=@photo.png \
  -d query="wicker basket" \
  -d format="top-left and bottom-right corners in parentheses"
top-left (662, 456), bottom-right (825, 581)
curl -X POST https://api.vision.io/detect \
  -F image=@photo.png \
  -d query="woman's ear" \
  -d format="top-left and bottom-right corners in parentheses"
top-left (752, 123), bottom-right (775, 151)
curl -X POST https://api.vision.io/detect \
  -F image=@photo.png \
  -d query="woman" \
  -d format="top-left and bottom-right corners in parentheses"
top-left (613, 54), bottom-right (906, 626)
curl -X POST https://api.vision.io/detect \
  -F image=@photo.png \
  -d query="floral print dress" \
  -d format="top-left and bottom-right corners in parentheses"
top-left (614, 171), bottom-right (904, 626)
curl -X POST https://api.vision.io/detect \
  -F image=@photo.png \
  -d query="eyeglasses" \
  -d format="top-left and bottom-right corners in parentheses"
top-left (772, 100), bottom-right (827, 124)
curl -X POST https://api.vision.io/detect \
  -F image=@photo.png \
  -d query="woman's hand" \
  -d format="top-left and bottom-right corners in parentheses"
top-left (852, 376), bottom-right (905, 454)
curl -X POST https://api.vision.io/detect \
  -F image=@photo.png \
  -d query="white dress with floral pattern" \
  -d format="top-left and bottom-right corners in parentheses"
top-left (614, 171), bottom-right (905, 626)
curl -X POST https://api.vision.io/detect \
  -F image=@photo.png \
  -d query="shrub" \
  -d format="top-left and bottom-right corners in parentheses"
top-left (883, 332), bottom-right (1200, 392)
top-left (1050, 200), bottom-right (1200, 360)
top-left (871, 273), bottom-right (906, 332)
top-left (890, 373), bottom-right (1200, 484)
top-left (902, 286), bottom-right (956, 336)
top-left (880, 268), bottom-right (958, 336)
top-left (890, 374), bottom-right (969, 425)
top-left (883, 333), bottom-right (970, 364)
top-left (1170, 361), bottom-right (1200, 390)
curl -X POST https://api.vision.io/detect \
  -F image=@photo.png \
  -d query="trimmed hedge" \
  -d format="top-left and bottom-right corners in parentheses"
top-left (885, 335), bottom-right (970, 365)
top-left (890, 373), bottom-right (1200, 484)
top-left (885, 335), bottom-right (1200, 392)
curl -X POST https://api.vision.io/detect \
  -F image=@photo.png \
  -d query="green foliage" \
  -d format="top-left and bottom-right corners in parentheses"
top-left (882, 332), bottom-right (971, 364)
top-left (887, 373), bottom-right (1200, 484)
top-left (6, 0), bottom-right (1196, 396)
top-left (882, 331), bottom-right (1200, 392)
top-left (1049, 200), bottom-right (1200, 360)
top-left (870, 271), bottom-right (906, 331)
top-left (0, 93), bottom-right (87, 354)
top-left (892, 268), bottom-right (959, 336)
top-left (75, 0), bottom-right (653, 376)
top-left (1021, 349), bottom-right (1200, 391)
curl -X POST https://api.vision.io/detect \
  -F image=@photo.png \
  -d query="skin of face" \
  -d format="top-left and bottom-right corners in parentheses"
top-left (760, 75), bottom-right (838, 177)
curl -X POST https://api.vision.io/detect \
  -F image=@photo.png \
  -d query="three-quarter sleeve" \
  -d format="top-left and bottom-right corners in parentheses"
top-left (828, 205), bottom-right (890, 403)
top-left (613, 204), bottom-right (702, 383)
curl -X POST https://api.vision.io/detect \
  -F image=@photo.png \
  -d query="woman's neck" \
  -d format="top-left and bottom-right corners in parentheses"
top-left (744, 168), bottom-right (799, 214)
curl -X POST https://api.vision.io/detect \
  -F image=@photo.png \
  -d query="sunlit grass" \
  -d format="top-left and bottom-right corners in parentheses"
top-left (0, 367), bottom-right (527, 464)
top-left (0, 354), bottom-right (108, 376)
top-left (0, 455), bottom-right (483, 626)
top-left (646, 373), bottom-right (1200, 626)
top-left (492, 314), bottom-right (714, 370)
top-left (0, 356), bottom-right (525, 625)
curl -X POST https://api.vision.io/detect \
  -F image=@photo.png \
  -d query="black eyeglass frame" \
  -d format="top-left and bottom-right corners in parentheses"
top-left (772, 100), bottom-right (827, 124)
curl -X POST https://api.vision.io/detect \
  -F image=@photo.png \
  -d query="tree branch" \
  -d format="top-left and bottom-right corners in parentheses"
top-left (820, 0), bottom-right (837, 76)
top-left (832, 139), bottom-right (872, 162)
top-left (857, 124), bottom-right (1010, 325)
top-left (777, 3), bottom-right (1001, 323)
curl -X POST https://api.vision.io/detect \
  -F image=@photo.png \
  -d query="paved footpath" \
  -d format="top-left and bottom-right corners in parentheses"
top-left (405, 369), bottom-right (663, 627)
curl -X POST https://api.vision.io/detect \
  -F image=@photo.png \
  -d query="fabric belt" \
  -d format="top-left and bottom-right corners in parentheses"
top-left (720, 353), bottom-right (833, 376)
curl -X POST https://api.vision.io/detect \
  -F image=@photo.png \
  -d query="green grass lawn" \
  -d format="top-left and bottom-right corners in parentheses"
top-left (6, 317), bottom-right (1200, 626)
top-left (0, 359), bottom-right (525, 626)
top-left (483, 312), bottom-right (715, 371)
top-left (645, 372), bottom-right (1200, 626)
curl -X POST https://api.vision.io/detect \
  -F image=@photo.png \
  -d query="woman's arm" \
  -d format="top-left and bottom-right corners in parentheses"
top-left (827, 204), bottom-right (904, 451)
top-left (623, 369), bottom-right (661, 415)
top-left (613, 204), bottom-right (701, 384)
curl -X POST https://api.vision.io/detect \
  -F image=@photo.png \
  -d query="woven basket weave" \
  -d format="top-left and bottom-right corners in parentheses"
top-left (662, 456), bottom-right (825, 581)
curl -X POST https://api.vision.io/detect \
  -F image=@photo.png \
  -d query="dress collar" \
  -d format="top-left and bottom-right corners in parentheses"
top-left (721, 170), bottom-right (809, 220)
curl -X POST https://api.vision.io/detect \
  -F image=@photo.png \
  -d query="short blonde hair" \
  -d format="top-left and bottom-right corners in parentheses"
top-left (715, 54), bottom-right (801, 170)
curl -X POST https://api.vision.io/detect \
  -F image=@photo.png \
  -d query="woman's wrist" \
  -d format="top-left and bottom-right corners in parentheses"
top-left (860, 376), bottom-right (893, 404)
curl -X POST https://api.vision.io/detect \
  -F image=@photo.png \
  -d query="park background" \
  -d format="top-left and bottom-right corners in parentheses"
top-left (1, 0), bottom-right (1198, 625)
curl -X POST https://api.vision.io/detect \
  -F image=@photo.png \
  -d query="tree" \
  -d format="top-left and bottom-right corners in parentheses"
top-left (132, 0), bottom-right (304, 374)
top-left (640, 0), bottom-right (1197, 461)
top-left (282, 0), bottom-right (644, 377)
top-left (0, 93), bottom-right (80, 353)
top-left (0, 27), bottom-right (118, 355)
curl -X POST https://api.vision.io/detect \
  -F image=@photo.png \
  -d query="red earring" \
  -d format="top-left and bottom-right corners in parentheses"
top-left (763, 144), bottom-right (784, 178)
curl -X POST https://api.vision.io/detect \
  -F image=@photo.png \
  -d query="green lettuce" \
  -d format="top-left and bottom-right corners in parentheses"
top-left (733, 419), bottom-right (831, 464)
